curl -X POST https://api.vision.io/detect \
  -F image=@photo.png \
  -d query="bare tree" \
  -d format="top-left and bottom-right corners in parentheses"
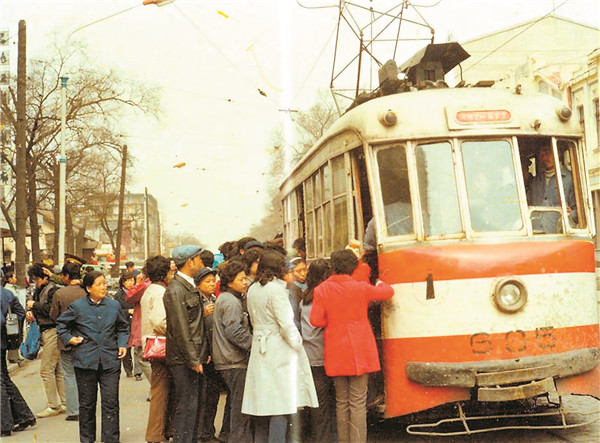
top-left (0, 38), bottom-right (159, 262)
top-left (248, 93), bottom-right (336, 241)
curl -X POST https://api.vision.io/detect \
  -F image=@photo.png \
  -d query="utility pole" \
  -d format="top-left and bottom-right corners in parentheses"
top-left (57, 76), bottom-right (68, 268)
top-left (15, 20), bottom-right (27, 285)
top-left (113, 144), bottom-right (127, 277)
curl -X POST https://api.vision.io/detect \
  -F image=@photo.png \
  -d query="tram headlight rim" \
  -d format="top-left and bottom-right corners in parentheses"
top-left (493, 277), bottom-right (528, 313)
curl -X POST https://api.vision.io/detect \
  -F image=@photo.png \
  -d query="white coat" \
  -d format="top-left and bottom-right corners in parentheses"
top-left (242, 279), bottom-right (318, 416)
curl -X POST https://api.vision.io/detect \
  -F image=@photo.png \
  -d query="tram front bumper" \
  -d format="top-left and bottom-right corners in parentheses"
top-left (406, 347), bottom-right (599, 398)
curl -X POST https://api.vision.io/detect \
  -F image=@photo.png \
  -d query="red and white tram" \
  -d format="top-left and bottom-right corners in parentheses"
top-left (279, 44), bottom-right (599, 433)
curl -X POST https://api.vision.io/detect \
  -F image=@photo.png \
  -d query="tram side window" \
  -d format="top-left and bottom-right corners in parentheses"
top-left (376, 145), bottom-right (413, 236)
top-left (415, 142), bottom-right (462, 236)
top-left (462, 140), bottom-right (522, 232)
top-left (303, 155), bottom-right (350, 258)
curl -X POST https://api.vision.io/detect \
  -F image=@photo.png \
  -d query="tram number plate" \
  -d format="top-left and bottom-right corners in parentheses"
top-left (470, 327), bottom-right (555, 354)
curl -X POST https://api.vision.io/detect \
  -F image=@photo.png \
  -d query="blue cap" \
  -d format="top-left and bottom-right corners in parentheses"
top-left (172, 244), bottom-right (204, 265)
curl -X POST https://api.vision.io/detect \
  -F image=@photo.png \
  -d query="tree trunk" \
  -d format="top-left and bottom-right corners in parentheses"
top-left (66, 206), bottom-right (74, 254)
top-left (26, 151), bottom-right (41, 263)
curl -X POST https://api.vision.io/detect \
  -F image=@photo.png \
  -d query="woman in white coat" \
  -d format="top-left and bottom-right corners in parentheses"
top-left (242, 249), bottom-right (318, 443)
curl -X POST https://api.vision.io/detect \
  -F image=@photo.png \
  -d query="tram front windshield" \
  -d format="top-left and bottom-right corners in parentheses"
top-left (375, 137), bottom-right (586, 238)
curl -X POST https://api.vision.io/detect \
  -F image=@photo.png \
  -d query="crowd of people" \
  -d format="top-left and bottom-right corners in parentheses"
top-left (0, 234), bottom-right (393, 443)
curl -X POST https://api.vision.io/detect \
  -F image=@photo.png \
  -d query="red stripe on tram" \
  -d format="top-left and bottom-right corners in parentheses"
top-left (379, 240), bottom-right (595, 284)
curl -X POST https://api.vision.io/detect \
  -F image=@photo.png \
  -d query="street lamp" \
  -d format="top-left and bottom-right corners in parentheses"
top-left (57, 0), bottom-right (174, 267)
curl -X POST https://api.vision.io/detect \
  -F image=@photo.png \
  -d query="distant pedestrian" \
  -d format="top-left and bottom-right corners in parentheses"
top-left (26, 263), bottom-right (66, 418)
top-left (287, 256), bottom-right (308, 331)
top-left (1, 286), bottom-right (36, 437)
top-left (242, 249), bottom-right (318, 443)
top-left (114, 272), bottom-right (135, 378)
top-left (57, 271), bottom-right (130, 443)
top-left (164, 245), bottom-right (210, 443)
top-left (310, 250), bottom-right (394, 443)
top-left (212, 260), bottom-right (252, 443)
top-left (49, 262), bottom-right (86, 422)
top-left (126, 270), bottom-right (152, 383)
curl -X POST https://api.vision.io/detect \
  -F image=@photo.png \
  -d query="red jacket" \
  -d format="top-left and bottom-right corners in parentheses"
top-left (125, 279), bottom-right (150, 347)
top-left (310, 274), bottom-right (393, 377)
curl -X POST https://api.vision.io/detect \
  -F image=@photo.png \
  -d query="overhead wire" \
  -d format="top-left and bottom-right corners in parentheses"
top-left (172, 3), bottom-right (281, 109)
top-left (464, 0), bottom-right (570, 73)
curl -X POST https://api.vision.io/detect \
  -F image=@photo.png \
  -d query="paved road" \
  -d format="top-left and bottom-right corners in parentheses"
top-left (4, 358), bottom-right (599, 442)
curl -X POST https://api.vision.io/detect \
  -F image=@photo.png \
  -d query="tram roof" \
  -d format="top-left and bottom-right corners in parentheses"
top-left (280, 87), bottom-right (580, 194)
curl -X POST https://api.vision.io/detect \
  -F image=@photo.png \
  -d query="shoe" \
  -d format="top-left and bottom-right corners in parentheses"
top-left (1, 430), bottom-right (11, 437)
top-left (58, 404), bottom-right (67, 413)
top-left (126, 372), bottom-right (134, 378)
top-left (65, 415), bottom-right (79, 421)
top-left (13, 419), bottom-right (36, 432)
top-left (135, 374), bottom-right (143, 381)
top-left (36, 407), bottom-right (61, 418)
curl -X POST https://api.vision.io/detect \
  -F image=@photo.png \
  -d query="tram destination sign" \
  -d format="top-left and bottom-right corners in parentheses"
top-left (446, 107), bottom-right (520, 130)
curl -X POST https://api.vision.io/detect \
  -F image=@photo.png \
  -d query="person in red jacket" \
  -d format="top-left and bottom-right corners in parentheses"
top-left (310, 249), bottom-right (393, 443)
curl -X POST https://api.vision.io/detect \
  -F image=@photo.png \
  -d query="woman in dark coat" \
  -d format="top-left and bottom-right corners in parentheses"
top-left (1, 286), bottom-right (36, 437)
top-left (57, 271), bottom-right (130, 443)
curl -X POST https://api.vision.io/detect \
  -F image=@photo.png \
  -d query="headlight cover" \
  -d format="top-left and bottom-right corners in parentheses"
top-left (493, 277), bottom-right (527, 313)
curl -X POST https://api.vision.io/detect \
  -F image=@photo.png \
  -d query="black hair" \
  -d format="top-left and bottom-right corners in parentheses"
top-left (83, 271), bottom-right (104, 294)
top-left (303, 259), bottom-right (331, 304)
top-left (83, 266), bottom-right (95, 274)
top-left (219, 259), bottom-right (247, 290)
top-left (1, 270), bottom-right (14, 287)
top-left (292, 237), bottom-right (306, 251)
top-left (219, 241), bottom-right (239, 260)
top-left (28, 263), bottom-right (50, 280)
top-left (256, 249), bottom-right (285, 286)
top-left (125, 261), bottom-right (134, 268)
top-left (237, 236), bottom-right (256, 252)
top-left (119, 272), bottom-right (135, 288)
top-left (262, 241), bottom-right (287, 257)
top-left (200, 250), bottom-right (214, 268)
top-left (330, 249), bottom-right (358, 275)
top-left (61, 262), bottom-right (81, 281)
top-left (145, 255), bottom-right (171, 283)
top-left (241, 249), bottom-right (260, 268)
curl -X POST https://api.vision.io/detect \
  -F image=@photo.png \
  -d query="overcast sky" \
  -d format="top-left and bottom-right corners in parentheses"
top-left (1, 0), bottom-right (598, 252)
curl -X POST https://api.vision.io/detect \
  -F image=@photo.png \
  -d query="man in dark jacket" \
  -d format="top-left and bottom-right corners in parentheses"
top-left (49, 262), bottom-right (85, 421)
top-left (1, 286), bottom-right (36, 436)
top-left (164, 245), bottom-right (209, 443)
top-left (26, 263), bottom-right (65, 418)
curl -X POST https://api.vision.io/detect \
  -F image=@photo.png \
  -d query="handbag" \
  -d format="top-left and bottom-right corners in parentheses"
top-left (20, 320), bottom-right (41, 360)
top-left (143, 335), bottom-right (166, 362)
top-left (5, 303), bottom-right (21, 350)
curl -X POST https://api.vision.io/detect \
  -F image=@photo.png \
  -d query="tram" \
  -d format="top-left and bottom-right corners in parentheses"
top-left (279, 43), bottom-right (599, 432)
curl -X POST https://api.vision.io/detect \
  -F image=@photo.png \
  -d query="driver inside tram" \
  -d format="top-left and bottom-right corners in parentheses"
top-left (526, 142), bottom-right (576, 233)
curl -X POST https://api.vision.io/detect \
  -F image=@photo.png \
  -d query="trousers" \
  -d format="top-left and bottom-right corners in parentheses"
top-left (333, 373), bottom-right (369, 443)
top-left (75, 365), bottom-right (121, 443)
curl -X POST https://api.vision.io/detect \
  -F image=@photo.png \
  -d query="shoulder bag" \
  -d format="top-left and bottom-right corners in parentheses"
top-left (143, 335), bottom-right (166, 362)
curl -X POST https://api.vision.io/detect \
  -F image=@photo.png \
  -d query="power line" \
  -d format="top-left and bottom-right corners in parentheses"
top-left (172, 3), bottom-right (280, 108)
top-left (464, 0), bottom-right (570, 73)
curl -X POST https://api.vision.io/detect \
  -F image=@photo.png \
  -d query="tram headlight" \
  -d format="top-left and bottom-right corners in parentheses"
top-left (493, 278), bottom-right (527, 313)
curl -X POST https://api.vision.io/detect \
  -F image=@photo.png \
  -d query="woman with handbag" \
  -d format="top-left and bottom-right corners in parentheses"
top-left (140, 255), bottom-right (174, 443)
top-left (1, 286), bottom-right (36, 436)
top-left (56, 271), bottom-right (130, 443)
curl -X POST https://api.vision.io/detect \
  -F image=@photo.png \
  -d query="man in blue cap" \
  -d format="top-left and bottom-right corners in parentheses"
top-left (163, 245), bottom-right (209, 443)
